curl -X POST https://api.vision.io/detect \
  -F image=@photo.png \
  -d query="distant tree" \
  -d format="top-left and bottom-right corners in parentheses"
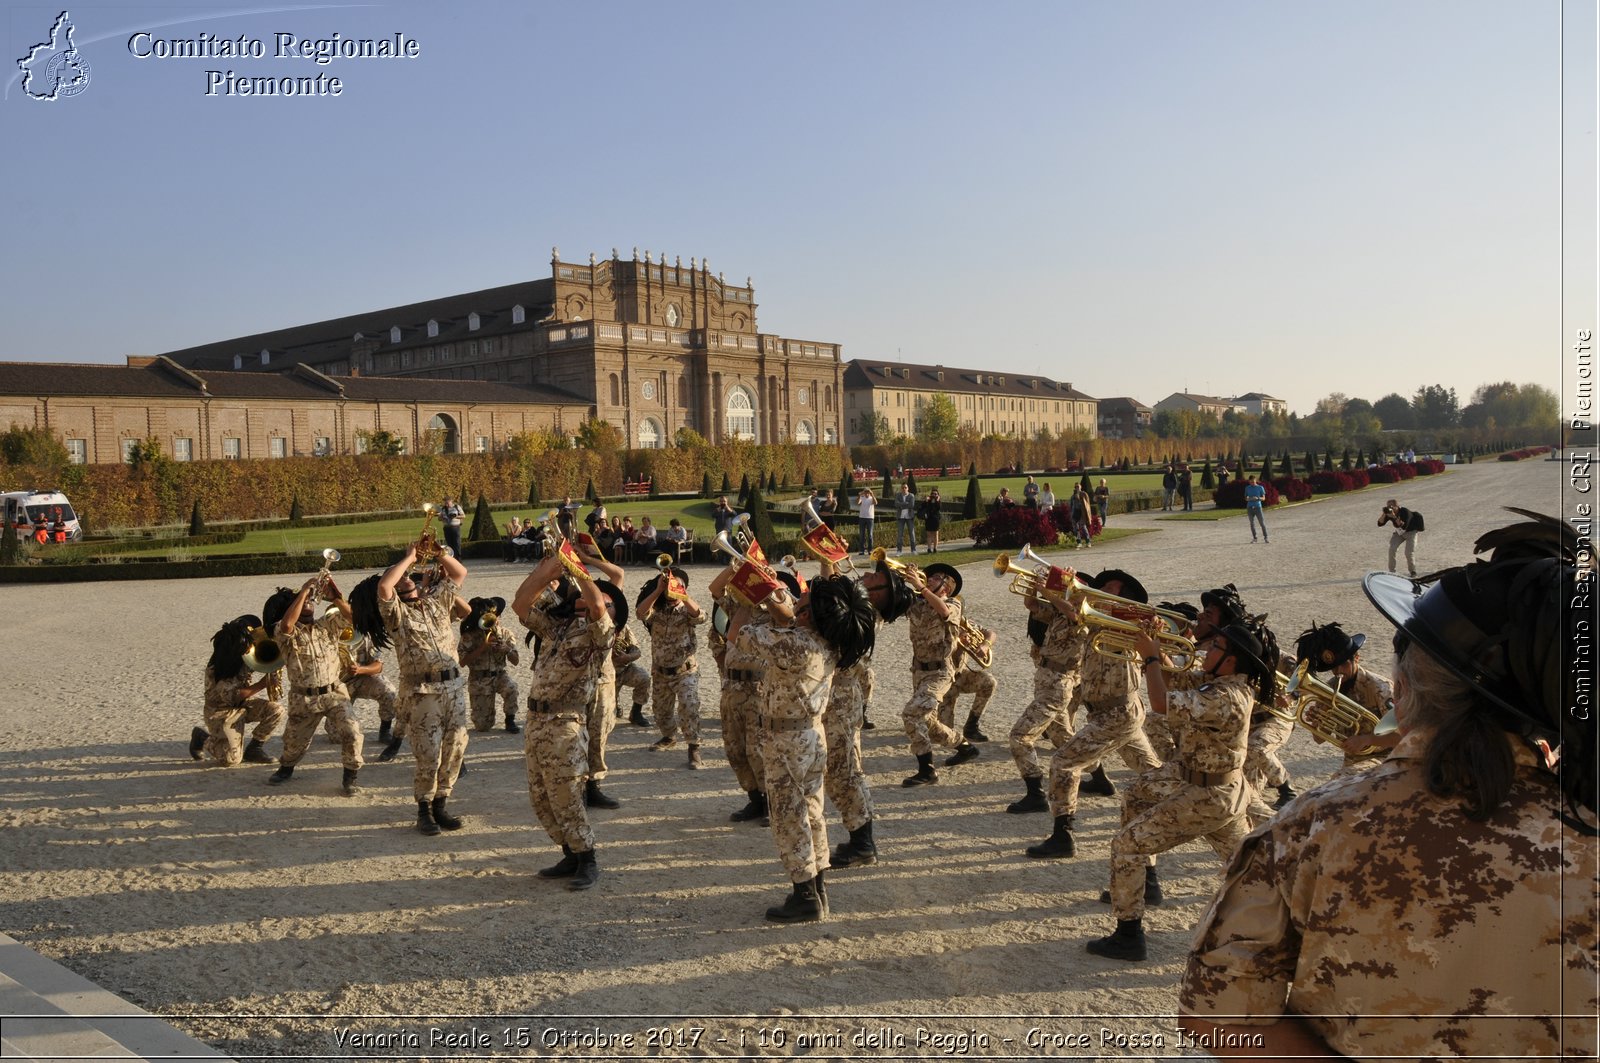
top-left (188, 499), bottom-right (206, 537)
top-left (1373, 392), bottom-right (1415, 430)
top-left (469, 493), bottom-right (498, 541)
top-left (575, 417), bottom-right (624, 451)
top-left (527, 480), bottom-right (541, 506)
top-left (1412, 384), bottom-right (1460, 429)
top-left (803, 468), bottom-right (814, 487)
top-left (962, 475), bottom-right (983, 520)
top-left (860, 410), bottom-right (892, 445)
top-left (356, 428), bottom-right (406, 456)
top-left (584, 477), bottom-right (597, 502)
top-left (701, 472), bottom-right (713, 498)
top-left (674, 426), bottom-right (709, 448)
top-left (968, 461), bottom-right (977, 476)
top-left (1304, 450), bottom-right (1317, 475)
top-left (766, 470), bottom-right (778, 492)
top-left (1340, 448), bottom-right (1351, 471)
top-left (738, 473), bottom-right (751, 506)
top-left (1322, 450), bottom-right (1334, 472)
top-left (721, 472), bottom-right (732, 494)
top-left (838, 469), bottom-right (851, 502)
top-left (744, 485), bottom-right (777, 546)
top-left (0, 425), bottom-right (69, 470)
top-left (921, 392), bottom-right (960, 442)
top-left (289, 495), bottom-right (305, 522)
top-left (1278, 451), bottom-right (1294, 478)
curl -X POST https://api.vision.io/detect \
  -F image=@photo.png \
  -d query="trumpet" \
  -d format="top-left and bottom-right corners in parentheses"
top-left (712, 529), bottom-right (791, 608)
top-left (1074, 585), bottom-right (1197, 671)
top-left (478, 607), bottom-right (513, 647)
top-left (993, 544), bottom-right (1075, 602)
top-left (870, 546), bottom-right (922, 589)
top-left (1284, 661), bottom-right (1384, 755)
top-left (654, 553), bottom-right (688, 600)
top-left (313, 546), bottom-right (341, 600)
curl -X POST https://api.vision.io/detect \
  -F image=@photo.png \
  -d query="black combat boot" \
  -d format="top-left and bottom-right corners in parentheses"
top-left (687, 744), bottom-right (703, 769)
top-left (1081, 764), bottom-right (1117, 796)
top-left (377, 719), bottom-right (392, 743)
top-left (963, 713), bottom-right (990, 743)
top-left (902, 753), bottom-right (938, 787)
top-left (1099, 866), bottom-right (1164, 907)
top-left (944, 741), bottom-right (980, 767)
top-left (377, 735), bottom-right (404, 762)
top-left (1274, 781), bottom-right (1298, 809)
top-left (629, 704), bottom-right (649, 727)
top-left (730, 790), bottom-right (767, 822)
top-left (188, 726), bottom-right (207, 761)
top-left (430, 796), bottom-right (462, 830)
top-left (829, 821), bottom-right (878, 868)
top-left (814, 868), bottom-right (829, 916)
top-left (1026, 814), bottom-right (1076, 858)
top-left (1006, 775), bottom-right (1049, 814)
top-left (266, 764), bottom-right (294, 786)
top-left (538, 845), bottom-right (579, 878)
top-left (861, 717), bottom-right (876, 731)
top-left (585, 779), bottom-right (621, 810)
top-left (1085, 918), bottom-right (1148, 961)
top-left (341, 767), bottom-right (360, 796)
top-left (242, 738), bottom-right (272, 764)
top-left (416, 798), bottom-right (440, 836)
top-left (764, 878), bottom-right (824, 923)
top-left (566, 849), bottom-right (600, 891)
top-left (504, 714), bottom-right (521, 735)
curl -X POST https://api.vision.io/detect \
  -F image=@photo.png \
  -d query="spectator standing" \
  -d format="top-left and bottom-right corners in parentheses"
top-left (921, 488), bottom-right (943, 553)
top-left (895, 483), bottom-right (917, 554)
top-left (1244, 475), bottom-right (1269, 544)
top-left (1161, 465), bottom-right (1178, 511)
top-left (1093, 479), bottom-right (1110, 525)
top-left (712, 496), bottom-right (735, 536)
top-left (1378, 500), bottom-right (1424, 577)
top-left (1179, 467), bottom-right (1194, 512)
top-left (818, 489), bottom-right (838, 519)
top-left (1023, 475), bottom-right (1040, 509)
top-left (855, 488), bottom-right (877, 556)
top-left (584, 501), bottom-right (608, 536)
top-left (1040, 482), bottom-right (1057, 510)
top-left (556, 495), bottom-right (578, 541)
top-left (439, 496), bottom-right (466, 557)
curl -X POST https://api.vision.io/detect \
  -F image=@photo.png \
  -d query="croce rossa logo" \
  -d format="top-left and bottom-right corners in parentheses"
top-left (18, 10), bottom-right (91, 100)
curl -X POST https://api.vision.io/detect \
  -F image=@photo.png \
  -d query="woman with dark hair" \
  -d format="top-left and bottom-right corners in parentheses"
top-left (1180, 510), bottom-right (1598, 1059)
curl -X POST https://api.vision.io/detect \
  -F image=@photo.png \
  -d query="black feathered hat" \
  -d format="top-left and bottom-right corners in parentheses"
top-left (348, 574), bottom-right (390, 650)
top-left (1200, 583), bottom-right (1248, 627)
top-left (922, 562), bottom-right (962, 596)
top-left (1090, 568), bottom-right (1147, 604)
top-left (462, 595), bottom-right (508, 635)
top-left (596, 580), bottom-right (629, 630)
top-left (1295, 622), bottom-right (1365, 672)
top-left (209, 617), bottom-right (252, 676)
top-left (869, 565), bottom-right (917, 623)
top-left (807, 574), bottom-right (877, 670)
top-left (635, 572), bottom-right (687, 608)
top-left (261, 587), bottom-right (296, 633)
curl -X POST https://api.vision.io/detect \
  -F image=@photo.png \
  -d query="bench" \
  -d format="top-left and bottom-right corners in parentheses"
top-left (622, 480), bottom-right (653, 496)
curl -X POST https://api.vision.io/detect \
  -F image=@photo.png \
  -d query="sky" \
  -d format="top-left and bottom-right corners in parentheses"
top-left (2, 0), bottom-right (1593, 418)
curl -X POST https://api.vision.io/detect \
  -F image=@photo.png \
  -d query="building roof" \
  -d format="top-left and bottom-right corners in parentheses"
top-left (156, 279), bottom-right (557, 372)
top-left (842, 359), bottom-right (1095, 401)
top-left (1233, 392), bottom-right (1284, 402)
top-left (1160, 391), bottom-right (1237, 407)
top-left (1097, 396), bottom-right (1152, 413)
top-left (0, 359), bottom-right (586, 406)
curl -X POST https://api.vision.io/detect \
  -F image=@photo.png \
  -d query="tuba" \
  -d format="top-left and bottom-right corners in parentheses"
top-left (1283, 661), bottom-right (1384, 755)
top-left (1072, 585), bottom-right (1196, 672)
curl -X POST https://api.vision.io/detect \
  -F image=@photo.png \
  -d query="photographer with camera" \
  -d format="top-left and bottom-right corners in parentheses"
top-left (1378, 499), bottom-right (1424, 578)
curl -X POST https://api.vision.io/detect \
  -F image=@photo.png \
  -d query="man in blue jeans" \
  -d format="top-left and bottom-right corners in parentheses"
top-left (855, 487), bottom-right (877, 555)
top-left (895, 483), bottom-right (917, 554)
top-left (1244, 476), bottom-right (1268, 543)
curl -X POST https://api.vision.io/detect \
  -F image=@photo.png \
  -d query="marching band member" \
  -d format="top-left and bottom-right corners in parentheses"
top-left (612, 623), bottom-right (651, 727)
top-left (1026, 569), bottom-right (1161, 859)
top-left (937, 640), bottom-right (997, 742)
top-left (459, 596), bottom-right (521, 734)
top-left (343, 631), bottom-right (399, 746)
top-left (637, 564), bottom-right (708, 769)
top-left (1297, 622), bottom-right (1398, 780)
top-left (351, 538), bottom-right (472, 834)
top-left (899, 562), bottom-right (980, 786)
top-left (1005, 568), bottom-right (1088, 814)
top-left (1086, 615), bottom-right (1278, 961)
top-left (190, 615), bottom-right (283, 767)
top-left (1197, 585), bottom-right (1298, 810)
top-left (706, 561), bottom-right (785, 824)
top-left (263, 576), bottom-right (362, 795)
top-left (1181, 510), bottom-right (1596, 1058)
top-left (570, 538), bottom-right (628, 810)
top-left (510, 545), bottom-right (625, 891)
top-left (728, 571), bottom-right (876, 923)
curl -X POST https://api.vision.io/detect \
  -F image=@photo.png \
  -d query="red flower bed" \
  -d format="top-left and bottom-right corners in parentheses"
top-left (1413, 459), bottom-right (1446, 475)
top-left (971, 505), bottom-right (1062, 549)
top-left (1369, 463), bottom-right (1417, 483)
top-left (1213, 479), bottom-right (1281, 509)
top-left (1348, 467), bottom-right (1371, 488)
top-left (1309, 471), bottom-right (1356, 494)
top-left (1499, 446), bottom-right (1552, 462)
top-left (1271, 476), bottom-right (1313, 502)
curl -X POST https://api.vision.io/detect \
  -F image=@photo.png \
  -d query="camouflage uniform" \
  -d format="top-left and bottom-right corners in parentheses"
top-left (1328, 665), bottom-right (1394, 778)
top-left (521, 604), bottom-right (613, 851)
top-left (719, 601), bottom-right (768, 794)
top-left (1009, 607), bottom-right (1086, 781)
top-left (379, 578), bottom-right (468, 801)
top-left (202, 666), bottom-right (284, 766)
top-left (823, 633), bottom-right (877, 833)
top-left (736, 620), bottom-right (835, 884)
top-left (1182, 731), bottom-right (1599, 1058)
top-left (937, 665), bottom-right (996, 729)
top-left (585, 621), bottom-right (617, 780)
top-left (1047, 652), bottom-right (1160, 816)
top-left (343, 635), bottom-right (398, 729)
top-left (643, 602), bottom-right (706, 744)
top-left (277, 609), bottom-right (362, 771)
top-left (901, 596), bottom-right (964, 755)
top-left (1106, 672), bottom-right (1253, 920)
top-left (611, 624), bottom-right (651, 715)
top-left (460, 627), bottom-right (520, 732)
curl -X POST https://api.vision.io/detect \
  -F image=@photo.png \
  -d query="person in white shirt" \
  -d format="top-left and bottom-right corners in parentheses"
top-left (1039, 483), bottom-right (1057, 510)
top-left (856, 489), bottom-right (877, 556)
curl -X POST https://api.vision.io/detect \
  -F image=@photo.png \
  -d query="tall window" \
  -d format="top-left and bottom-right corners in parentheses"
top-left (726, 386), bottom-right (756, 441)
top-left (222, 437), bottom-right (242, 460)
top-left (66, 438), bottom-right (87, 464)
top-left (609, 374), bottom-right (621, 406)
top-left (121, 439), bottom-right (137, 464)
top-left (173, 438), bottom-right (193, 462)
top-left (824, 426), bottom-right (837, 445)
top-left (639, 417), bottom-right (663, 449)
top-left (795, 420), bottom-right (814, 445)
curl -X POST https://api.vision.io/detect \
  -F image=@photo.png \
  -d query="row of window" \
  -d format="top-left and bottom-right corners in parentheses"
top-left (95, 435), bottom-right (337, 463)
top-left (370, 338), bottom-right (498, 374)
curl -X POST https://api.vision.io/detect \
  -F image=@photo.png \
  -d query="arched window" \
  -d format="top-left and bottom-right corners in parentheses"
top-left (639, 417), bottom-right (663, 450)
top-left (609, 373), bottom-right (621, 407)
top-left (795, 420), bottom-right (814, 445)
top-left (426, 414), bottom-right (459, 454)
top-left (824, 426), bottom-right (837, 445)
top-left (678, 374), bottom-right (690, 408)
top-left (726, 385), bottom-right (757, 441)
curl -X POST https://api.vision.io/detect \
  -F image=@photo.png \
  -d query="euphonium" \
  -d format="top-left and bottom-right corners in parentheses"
top-left (954, 614), bottom-right (995, 669)
top-left (241, 624), bottom-right (286, 674)
top-left (1073, 586), bottom-right (1196, 671)
top-left (1283, 661), bottom-right (1383, 754)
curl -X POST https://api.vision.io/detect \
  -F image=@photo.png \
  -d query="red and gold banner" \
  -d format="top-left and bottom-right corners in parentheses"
top-left (800, 523), bottom-right (850, 564)
top-left (728, 562), bottom-right (782, 607)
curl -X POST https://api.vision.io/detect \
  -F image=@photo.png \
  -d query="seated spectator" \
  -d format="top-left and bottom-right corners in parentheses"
top-left (992, 487), bottom-right (1017, 510)
top-left (661, 518), bottom-right (691, 561)
top-left (503, 516), bottom-right (523, 562)
top-left (635, 517), bottom-right (658, 561)
top-left (614, 516), bottom-right (637, 564)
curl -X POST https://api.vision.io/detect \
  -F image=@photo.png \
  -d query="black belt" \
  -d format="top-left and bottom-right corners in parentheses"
top-left (758, 714), bottom-right (815, 731)
top-left (1181, 767), bottom-right (1242, 787)
top-left (474, 669), bottom-right (503, 678)
top-left (728, 668), bottom-right (765, 683)
top-left (527, 699), bottom-right (555, 713)
top-left (1039, 657), bottom-right (1075, 675)
top-left (657, 661), bottom-right (695, 677)
top-left (914, 659), bottom-right (950, 672)
top-left (419, 667), bottom-right (460, 684)
top-left (299, 683), bottom-right (339, 697)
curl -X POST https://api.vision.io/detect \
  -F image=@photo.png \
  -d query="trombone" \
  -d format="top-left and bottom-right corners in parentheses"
top-left (1283, 660), bottom-right (1384, 755)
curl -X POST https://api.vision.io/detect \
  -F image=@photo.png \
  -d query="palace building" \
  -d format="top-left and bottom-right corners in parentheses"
top-left (160, 249), bottom-right (845, 450)
top-left (842, 360), bottom-right (1098, 444)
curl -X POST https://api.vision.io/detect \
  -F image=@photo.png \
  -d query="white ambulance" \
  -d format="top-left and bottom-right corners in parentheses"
top-left (2, 489), bottom-right (83, 542)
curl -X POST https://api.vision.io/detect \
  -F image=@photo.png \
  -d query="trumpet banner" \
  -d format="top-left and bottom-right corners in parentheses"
top-left (800, 523), bottom-right (850, 564)
top-left (728, 563), bottom-right (782, 607)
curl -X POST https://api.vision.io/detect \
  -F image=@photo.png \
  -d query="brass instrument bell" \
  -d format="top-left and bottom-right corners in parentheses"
top-left (1284, 660), bottom-right (1384, 754)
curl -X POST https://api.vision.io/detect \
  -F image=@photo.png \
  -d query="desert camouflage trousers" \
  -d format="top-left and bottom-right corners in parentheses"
top-left (585, 673), bottom-right (617, 779)
top-left (1009, 665), bottom-right (1077, 780)
top-left (1048, 700), bottom-right (1161, 816)
top-left (653, 669), bottom-right (701, 744)
top-left (346, 674), bottom-right (399, 724)
top-left (938, 667), bottom-right (997, 728)
top-left (902, 666), bottom-right (962, 757)
top-left (1243, 712), bottom-right (1294, 791)
top-left (407, 684), bottom-right (468, 801)
top-left (720, 678), bottom-right (765, 793)
top-left (203, 697), bottom-right (283, 766)
top-left (281, 687), bottom-right (362, 771)
top-left (469, 671), bottom-right (521, 732)
top-left (760, 720), bottom-right (827, 882)
top-left (523, 706), bottom-right (593, 852)
top-left (614, 661), bottom-right (651, 713)
top-left (823, 667), bottom-right (873, 832)
top-left (1108, 766), bottom-right (1249, 920)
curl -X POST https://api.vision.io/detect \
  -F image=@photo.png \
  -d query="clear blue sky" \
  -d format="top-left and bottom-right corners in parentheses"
top-left (2, 0), bottom-right (1586, 417)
